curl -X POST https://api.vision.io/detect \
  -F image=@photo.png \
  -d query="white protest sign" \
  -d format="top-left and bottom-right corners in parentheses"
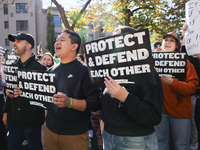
top-left (185, 0), bottom-right (200, 55)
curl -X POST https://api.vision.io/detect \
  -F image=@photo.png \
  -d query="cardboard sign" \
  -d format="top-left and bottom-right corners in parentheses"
top-left (152, 52), bottom-right (187, 78)
top-left (185, 0), bottom-right (200, 55)
top-left (84, 29), bottom-right (156, 87)
top-left (17, 70), bottom-right (57, 109)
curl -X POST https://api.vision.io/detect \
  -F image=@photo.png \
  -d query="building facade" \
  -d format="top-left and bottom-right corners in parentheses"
top-left (0, 0), bottom-right (112, 55)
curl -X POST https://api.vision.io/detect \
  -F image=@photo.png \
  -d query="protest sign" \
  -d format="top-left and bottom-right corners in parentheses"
top-left (4, 49), bottom-right (19, 65)
top-left (3, 65), bottom-right (18, 94)
top-left (2, 50), bottom-right (19, 93)
top-left (84, 29), bottom-right (156, 87)
top-left (152, 52), bottom-right (187, 78)
top-left (17, 70), bottom-right (57, 109)
top-left (185, 0), bottom-right (200, 55)
top-left (0, 46), bottom-right (7, 57)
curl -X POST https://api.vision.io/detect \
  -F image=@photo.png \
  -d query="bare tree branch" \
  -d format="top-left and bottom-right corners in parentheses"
top-left (51, 0), bottom-right (71, 29)
top-left (0, 0), bottom-right (4, 4)
top-left (10, 0), bottom-right (15, 4)
top-left (71, 0), bottom-right (92, 29)
top-left (131, 6), bottom-right (154, 15)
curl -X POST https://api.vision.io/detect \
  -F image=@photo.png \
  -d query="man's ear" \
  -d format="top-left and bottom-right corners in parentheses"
top-left (72, 43), bottom-right (78, 52)
top-left (26, 43), bottom-right (32, 50)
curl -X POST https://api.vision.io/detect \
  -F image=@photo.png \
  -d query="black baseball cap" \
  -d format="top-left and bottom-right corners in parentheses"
top-left (8, 32), bottom-right (35, 49)
top-left (163, 32), bottom-right (180, 42)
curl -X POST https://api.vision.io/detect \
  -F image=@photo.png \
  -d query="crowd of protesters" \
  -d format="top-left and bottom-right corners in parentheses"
top-left (0, 23), bottom-right (199, 150)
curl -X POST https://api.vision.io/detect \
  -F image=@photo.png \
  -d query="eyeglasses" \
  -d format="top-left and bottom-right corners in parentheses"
top-left (154, 45), bottom-right (161, 49)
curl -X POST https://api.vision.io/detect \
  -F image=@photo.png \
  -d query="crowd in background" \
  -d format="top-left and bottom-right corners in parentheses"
top-left (0, 24), bottom-right (199, 150)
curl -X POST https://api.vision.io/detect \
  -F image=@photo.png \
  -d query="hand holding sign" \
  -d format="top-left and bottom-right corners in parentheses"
top-left (155, 46), bottom-right (164, 52)
top-left (6, 89), bottom-right (14, 98)
top-left (161, 75), bottom-right (174, 85)
top-left (182, 24), bottom-right (188, 38)
top-left (104, 76), bottom-right (129, 102)
top-left (53, 92), bottom-right (70, 108)
top-left (14, 86), bottom-right (21, 98)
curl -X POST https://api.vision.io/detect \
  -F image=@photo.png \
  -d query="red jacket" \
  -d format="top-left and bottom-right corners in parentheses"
top-left (162, 60), bottom-right (199, 118)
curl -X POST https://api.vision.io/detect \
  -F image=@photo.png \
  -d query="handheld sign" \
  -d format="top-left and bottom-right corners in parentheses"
top-left (17, 70), bottom-right (57, 109)
top-left (0, 46), bottom-right (7, 57)
top-left (84, 29), bottom-right (156, 87)
top-left (4, 49), bottom-right (19, 65)
top-left (3, 65), bottom-right (18, 94)
top-left (152, 52), bottom-right (187, 78)
top-left (185, 0), bottom-right (200, 55)
top-left (2, 50), bottom-right (19, 94)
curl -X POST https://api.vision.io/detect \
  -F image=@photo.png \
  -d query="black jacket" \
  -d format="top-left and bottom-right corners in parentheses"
top-left (102, 70), bottom-right (164, 136)
top-left (3, 54), bottom-right (47, 128)
top-left (181, 46), bottom-right (200, 96)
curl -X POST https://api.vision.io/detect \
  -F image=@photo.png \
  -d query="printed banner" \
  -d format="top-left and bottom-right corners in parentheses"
top-left (2, 51), bottom-right (19, 93)
top-left (84, 29), bottom-right (156, 87)
top-left (3, 65), bottom-right (18, 94)
top-left (0, 46), bottom-right (7, 56)
top-left (4, 49), bottom-right (19, 65)
top-left (185, 0), bottom-right (200, 55)
top-left (152, 52), bottom-right (187, 78)
top-left (17, 70), bottom-right (57, 109)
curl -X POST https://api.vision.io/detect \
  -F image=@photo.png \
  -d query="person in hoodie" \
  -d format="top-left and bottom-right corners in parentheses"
top-left (101, 26), bottom-right (164, 150)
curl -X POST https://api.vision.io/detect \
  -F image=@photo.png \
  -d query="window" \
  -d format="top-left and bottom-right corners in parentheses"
top-left (5, 39), bottom-right (9, 46)
top-left (4, 21), bottom-right (9, 29)
top-left (16, 20), bottom-right (28, 31)
top-left (16, 3), bottom-right (28, 13)
top-left (3, 4), bottom-right (8, 14)
top-left (88, 23), bottom-right (93, 29)
top-left (53, 15), bottom-right (61, 27)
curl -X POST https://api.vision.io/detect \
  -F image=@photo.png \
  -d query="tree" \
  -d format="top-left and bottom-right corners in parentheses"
top-left (46, 6), bottom-right (56, 54)
top-left (86, 0), bottom-right (189, 42)
top-left (51, 0), bottom-right (92, 31)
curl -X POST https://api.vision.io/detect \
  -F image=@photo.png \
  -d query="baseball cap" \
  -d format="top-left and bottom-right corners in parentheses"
top-left (163, 32), bottom-right (180, 42)
top-left (8, 32), bottom-right (35, 49)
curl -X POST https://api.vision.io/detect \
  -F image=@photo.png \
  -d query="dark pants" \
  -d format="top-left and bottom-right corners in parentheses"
top-left (0, 94), bottom-right (7, 150)
top-left (7, 124), bottom-right (43, 150)
top-left (195, 96), bottom-right (200, 150)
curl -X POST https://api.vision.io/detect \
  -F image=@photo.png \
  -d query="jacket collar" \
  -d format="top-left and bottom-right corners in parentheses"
top-left (16, 53), bottom-right (36, 67)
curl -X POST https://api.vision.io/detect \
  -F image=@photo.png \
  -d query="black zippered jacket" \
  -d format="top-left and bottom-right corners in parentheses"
top-left (3, 54), bottom-right (47, 128)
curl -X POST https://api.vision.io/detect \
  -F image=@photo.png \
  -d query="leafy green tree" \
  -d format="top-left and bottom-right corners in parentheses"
top-left (86, 0), bottom-right (189, 42)
top-left (46, 6), bottom-right (56, 54)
